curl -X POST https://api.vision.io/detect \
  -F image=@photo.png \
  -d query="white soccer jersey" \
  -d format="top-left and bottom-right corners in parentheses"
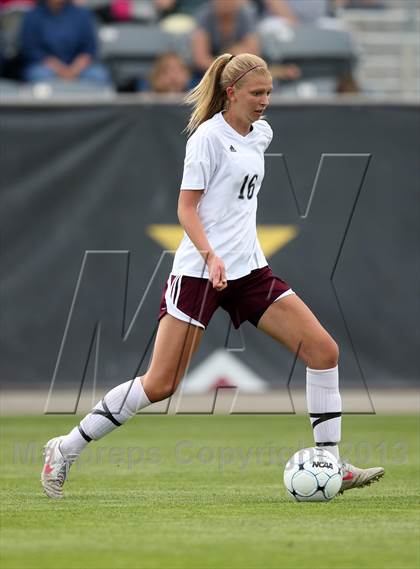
top-left (172, 111), bottom-right (273, 280)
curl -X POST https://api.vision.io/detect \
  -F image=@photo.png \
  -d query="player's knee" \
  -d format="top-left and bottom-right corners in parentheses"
top-left (322, 339), bottom-right (339, 368)
top-left (144, 377), bottom-right (177, 403)
top-left (306, 337), bottom-right (339, 369)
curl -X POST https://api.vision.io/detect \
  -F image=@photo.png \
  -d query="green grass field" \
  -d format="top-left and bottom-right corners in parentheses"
top-left (1, 414), bottom-right (419, 569)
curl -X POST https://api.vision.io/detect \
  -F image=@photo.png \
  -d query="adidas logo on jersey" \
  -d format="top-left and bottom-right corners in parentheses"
top-left (229, 145), bottom-right (237, 152)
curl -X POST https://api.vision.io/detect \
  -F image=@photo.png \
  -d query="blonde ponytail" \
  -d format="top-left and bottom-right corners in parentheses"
top-left (184, 54), bottom-right (232, 136)
top-left (184, 53), bottom-right (270, 136)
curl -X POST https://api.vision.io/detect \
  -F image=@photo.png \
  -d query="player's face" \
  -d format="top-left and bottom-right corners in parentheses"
top-left (231, 74), bottom-right (273, 124)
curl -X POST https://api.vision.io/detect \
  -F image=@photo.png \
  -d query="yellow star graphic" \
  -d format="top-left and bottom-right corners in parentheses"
top-left (146, 224), bottom-right (297, 258)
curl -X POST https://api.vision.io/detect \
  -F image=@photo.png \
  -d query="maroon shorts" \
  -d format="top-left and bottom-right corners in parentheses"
top-left (158, 266), bottom-right (293, 329)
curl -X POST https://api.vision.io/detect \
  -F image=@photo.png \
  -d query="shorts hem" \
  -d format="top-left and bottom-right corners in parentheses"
top-left (250, 289), bottom-right (294, 328)
top-left (273, 288), bottom-right (295, 302)
top-left (160, 307), bottom-right (205, 329)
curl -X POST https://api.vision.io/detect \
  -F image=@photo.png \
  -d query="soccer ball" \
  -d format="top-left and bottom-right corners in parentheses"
top-left (283, 447), bottom-right (343, 502)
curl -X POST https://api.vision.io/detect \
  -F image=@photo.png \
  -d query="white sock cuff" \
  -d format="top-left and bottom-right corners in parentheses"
top-left (306, 366), bottom-right (339, 389)
top-left (307, 365), bottom-right (338, 375)
top-left (133, 378), bottom-right (151, 411)
top-left (105, 378), bottom-right (151, 417)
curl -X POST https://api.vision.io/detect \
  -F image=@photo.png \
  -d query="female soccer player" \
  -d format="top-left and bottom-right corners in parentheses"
top-left (41, 53), bottom-right (384, 499)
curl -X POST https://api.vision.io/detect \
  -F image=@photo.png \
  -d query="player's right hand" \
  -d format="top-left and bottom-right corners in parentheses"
top-left (207, 254), bottom-right (227, 291)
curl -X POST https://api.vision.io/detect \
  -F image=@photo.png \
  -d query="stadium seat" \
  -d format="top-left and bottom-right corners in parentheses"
top-left (260, 24), bottom-right (358, 80)
top-left (277, 77), bottom-right (337, 98)
top-left (98, 23), bottom-right (186, 89)
top-left (0, 78), bottom-right (116, 100)
top-left (0, 77), bottom-right (21, 98)
top-left (27, 79), bottom-right (115, 100)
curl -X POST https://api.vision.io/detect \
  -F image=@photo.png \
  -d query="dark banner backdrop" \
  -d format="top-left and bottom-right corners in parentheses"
top-left (1, 102), bottom-right (419, 395)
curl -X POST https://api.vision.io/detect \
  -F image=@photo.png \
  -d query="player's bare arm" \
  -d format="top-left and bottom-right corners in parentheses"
top-left (177, 189), bottom-right (227, 291)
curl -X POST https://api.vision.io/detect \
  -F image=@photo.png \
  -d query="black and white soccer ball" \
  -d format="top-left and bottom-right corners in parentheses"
top-left (283, 447), bottom-right (343, 502)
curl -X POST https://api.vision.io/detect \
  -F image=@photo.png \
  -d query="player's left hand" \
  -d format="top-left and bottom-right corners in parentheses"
top-left (207, 254), bottom-right (228, 291)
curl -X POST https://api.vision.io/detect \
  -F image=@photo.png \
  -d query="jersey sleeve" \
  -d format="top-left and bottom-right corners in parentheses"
top-left (180, 129), bottom-right (216, 191)
top-left (259, 120), bottom-right (273, 151)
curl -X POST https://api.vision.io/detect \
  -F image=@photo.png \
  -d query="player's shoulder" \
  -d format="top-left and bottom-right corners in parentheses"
top-left (253, 118), bottom-right (273, 141)
top-left (192, 114), bottom-right (221, 141)
top-left (187, 115), bottom-right (221, 152)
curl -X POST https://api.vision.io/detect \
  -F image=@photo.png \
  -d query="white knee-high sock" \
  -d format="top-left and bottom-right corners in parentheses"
top-left (306, 366), bottom-right (342, 461)
top-left (60, 378), bottom-right (151, 458)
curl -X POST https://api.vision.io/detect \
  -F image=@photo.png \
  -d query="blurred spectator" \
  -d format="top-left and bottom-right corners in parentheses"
top-left (20, 0), bottom-right (111, 83)
top-left (155, 0), bottom-right (207, 17)
top-left (0, 0), bottom-right (34, 79)
top-left (141, 51), bottom-right (192, 93)
top-left (254, 0), bottom-right (331, 26)
top-left (95, 0), bottom-right (159, 24)
top-left (156, 0), bottom-right (208, 35)
top-left (269, 62), bottom-right (300, 83)
top-left (93, 0), bottom-right (207, 23)
top-left (335, 0), bottom-right (385, 8)
top-left (110, 0), bottom-right (138, 22)
top-left (0, 0), bottom-right (34, 12)
top-left (0, 27), bottom-right (4, 74)
top-left (192, 0), bottom-right (260, 74)
top-left (111, 0), bottom-right (157, 22)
